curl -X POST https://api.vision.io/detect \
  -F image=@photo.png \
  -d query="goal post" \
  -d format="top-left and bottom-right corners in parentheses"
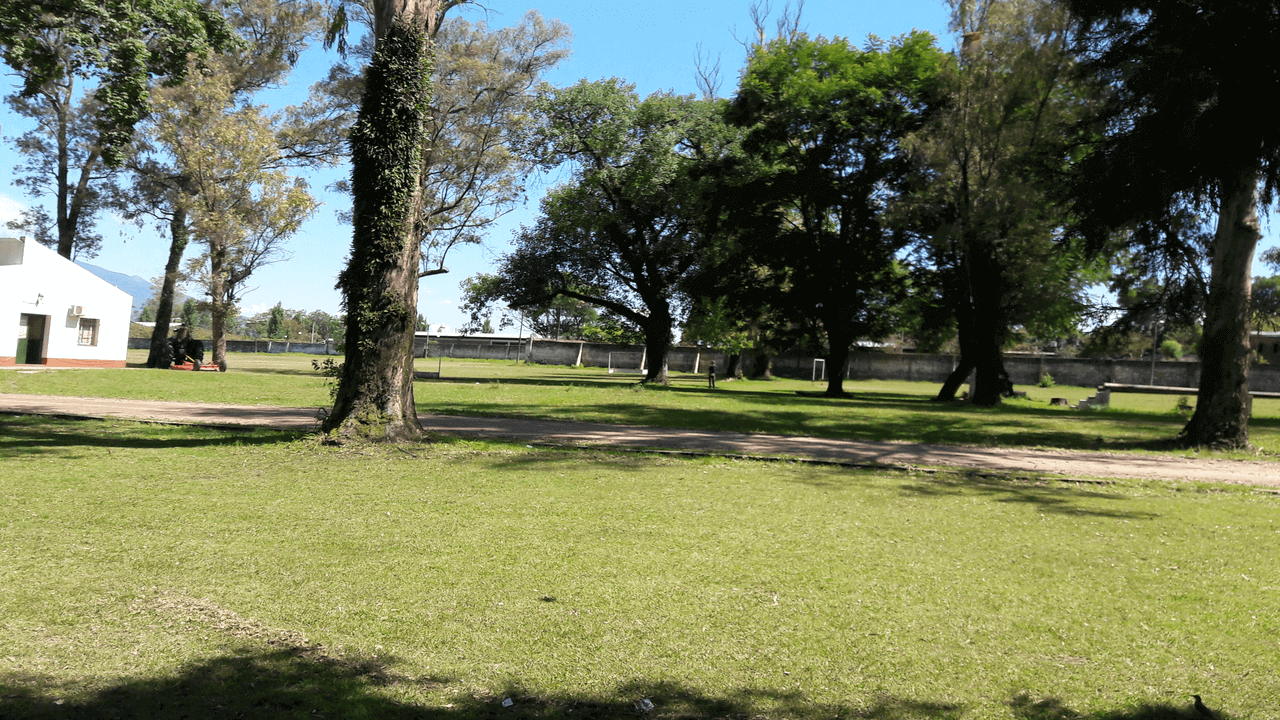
top-left (608, 351), bottom-right (645, 374)
top-left (813, 359), bottom-right (826, 383)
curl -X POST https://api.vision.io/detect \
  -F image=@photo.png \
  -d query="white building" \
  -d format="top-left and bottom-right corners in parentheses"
top-left (1, 236), bottom-right (132, 368)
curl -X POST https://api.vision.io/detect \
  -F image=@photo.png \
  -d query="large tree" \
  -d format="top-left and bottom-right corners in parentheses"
top-left (121, 0), bottom-right (335, 369)
top-left (905, 0), bottom-right (1097, 405)
top-left (1, 0), bottom-right (236, 260)
top-left (0, 0), bottom-right (235, 166)
top-left (5, 73), bottom-right (113, 260)
top-left (148, 63), bottom-right (318, 370)
top-left (481, 80), bottom-right (728, 384)
top-left (716, 31), bottom-right (946, 397)
top-left (318, 10), bottom-right (571, 277)
top-left (323, 0), bottom-right (467, 439)
top-left (1067, 0), bottom-right (1280, 448)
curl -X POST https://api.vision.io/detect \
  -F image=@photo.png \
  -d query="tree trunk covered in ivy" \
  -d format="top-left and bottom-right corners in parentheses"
top-left (146, 206), bottom-right (190, 368)
top-left (1180, 166), bottom-right (1261, 448)
top-left (325, 17), bottom-right (434, 440)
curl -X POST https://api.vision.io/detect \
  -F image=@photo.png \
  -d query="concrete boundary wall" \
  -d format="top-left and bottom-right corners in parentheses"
top-left (848, 352), bottom-right (1280, 393)
top-left (129, 338), bottom-right (337, 355)
top-left (129, 334), bottom-right (1280, 392)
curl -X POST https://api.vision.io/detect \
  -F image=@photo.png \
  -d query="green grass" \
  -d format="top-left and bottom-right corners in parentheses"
top-left (5, 350), bottom-right (1280, 459)
top-left (1, 416), bottom-right (1276, 719)
top-left (0, 351), bottom-right (333, 407)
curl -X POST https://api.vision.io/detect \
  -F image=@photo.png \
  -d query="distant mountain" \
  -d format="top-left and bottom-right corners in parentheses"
top-left (76, 262), bottom-right (153, 319)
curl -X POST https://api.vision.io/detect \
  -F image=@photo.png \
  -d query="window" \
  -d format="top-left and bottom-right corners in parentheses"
top-left (77, 318), bottom-right (99, 346)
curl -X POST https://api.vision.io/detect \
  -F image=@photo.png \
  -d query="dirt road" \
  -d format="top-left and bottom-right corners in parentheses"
top-left (3, 392), bottom-right (1278, 487)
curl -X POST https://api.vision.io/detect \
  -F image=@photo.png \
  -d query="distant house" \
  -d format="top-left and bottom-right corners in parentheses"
top-left (1253, 330), bottom-right (1280, 364)
top-left (1, 236), bottom-right (132, 368)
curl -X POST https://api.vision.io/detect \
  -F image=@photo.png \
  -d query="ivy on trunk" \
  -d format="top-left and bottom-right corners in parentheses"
top-left (325, 18), bottom-right (433, 439)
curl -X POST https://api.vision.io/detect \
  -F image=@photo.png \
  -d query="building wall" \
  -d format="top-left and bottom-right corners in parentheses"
top-left (1251, 332), bottom-right (1280, 365)
top-left (0, 238), bottom-right (131, 368)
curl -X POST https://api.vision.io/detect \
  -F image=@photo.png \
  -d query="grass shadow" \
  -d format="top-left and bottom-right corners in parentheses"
top-left (1007, 692), bottom-right (1231, 719)
top-left (0, 416), bottom-right (303, 459)
top-left (427, 393), bottom-right (1186, 451)
top-left (0, 651), bottom-right (1235, 719)
top-left (894, 472), bottom-right (1161, 520)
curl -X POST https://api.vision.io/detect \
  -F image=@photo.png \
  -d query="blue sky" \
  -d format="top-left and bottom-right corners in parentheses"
top-left (1, 1), bottom-right (1270, 331)
top-left (0, 1), bottom-right (952, 329)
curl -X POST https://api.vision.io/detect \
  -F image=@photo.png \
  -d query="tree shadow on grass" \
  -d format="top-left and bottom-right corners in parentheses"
top-left (895, 472), bottom-right (1160, 520)
top-left (231, 366), bottom-right (330, 377)
top-left (1008, 692), bottom-right (1232, 720)
top-left (0, 416), bottom-right (303, 459)
top-left (482, 448), bottom-right (1157, 521)
top-left (427, 395), bottom-right (1183, 451)
top-left (0, 644), bottom-right (968, 720)
top-left (0, 651), bottom-right (1236, 720)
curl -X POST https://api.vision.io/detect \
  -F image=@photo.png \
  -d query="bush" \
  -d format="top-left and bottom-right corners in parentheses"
top-left (311, 358), bottom-right (344, 399)
top-left (1037, 372), bottom-right (1056, 388)
top-left (1175, 395), bottom-right (1193, 416)
top-left (1160, 339), bottom-right (1184, 359)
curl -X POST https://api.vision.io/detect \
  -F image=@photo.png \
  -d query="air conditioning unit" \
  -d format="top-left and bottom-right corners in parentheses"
top-left (70, 305), bottom-right (85, 316)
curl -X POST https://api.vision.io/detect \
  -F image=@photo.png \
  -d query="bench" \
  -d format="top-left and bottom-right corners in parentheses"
top-left (1079, 383), bottom-right (1280, 408)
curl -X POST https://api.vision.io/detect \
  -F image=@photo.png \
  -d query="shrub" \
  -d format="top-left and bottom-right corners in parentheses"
top-left (1038, 372), bottom-right (1056, 388)
top-left (311, 358), bottom-right (344, 399)
top-left (1175, 395), bottom-right (1193, 416)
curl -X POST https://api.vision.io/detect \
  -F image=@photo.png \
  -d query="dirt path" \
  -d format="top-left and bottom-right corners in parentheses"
top-left (3, 392), bottom-right (1278, 487)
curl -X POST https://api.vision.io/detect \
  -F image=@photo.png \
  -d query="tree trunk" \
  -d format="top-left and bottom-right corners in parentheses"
top-left (936, 354), bottom-right (975, 401)
top-left (146, 208), bottom-right (190, 368)
top-left (824, 323), bottom-right (851, 397)
top-left (970, 331), bottom-right (1011, 406)
top-left (325, 16), bottom-right (434, 441)
top-left (968, 238), bottom-right (1012, 405)
top-left (640, 308), bottom-right (672, 384)
top-left (726, 353), bottom-right (743, 379)
top-left (936, 273), bottom-right (976, 401)
top-left (1180, 166), bottom-right (1260, 448)
top-left (208, 238), bottom-right (229, 372)
top-left (751, 352), bottom-right (773, 379)
top-left (55, 99), bottom-right (73, 259)
top-left (938, 239), bottom-right (1012, 405)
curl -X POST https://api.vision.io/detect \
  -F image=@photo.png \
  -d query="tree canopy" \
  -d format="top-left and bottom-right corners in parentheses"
top-left (319, 11), bottom-right (570, 279)
top-left (120, 0), bottom-right (330, 370)
top-left (1067, 0), bottom-right (1280, 447)
top-left (713, 30), bottom-right (946, 397)
top-left (0, 0), bottom-right (237, 165)
top-left (903, 0), bottom-right (1097, 405)
top-left (483, 79), bottom-right (729, 384)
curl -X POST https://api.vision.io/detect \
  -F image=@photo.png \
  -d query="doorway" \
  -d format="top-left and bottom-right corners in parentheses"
top-left (17, 314), bottom-right (47, 364)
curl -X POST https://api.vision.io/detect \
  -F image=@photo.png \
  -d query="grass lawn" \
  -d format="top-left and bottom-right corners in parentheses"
top-left (1, 416), bottom-right (1276, 719)
top-left (4, 351), bottom-right (1280, 460)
